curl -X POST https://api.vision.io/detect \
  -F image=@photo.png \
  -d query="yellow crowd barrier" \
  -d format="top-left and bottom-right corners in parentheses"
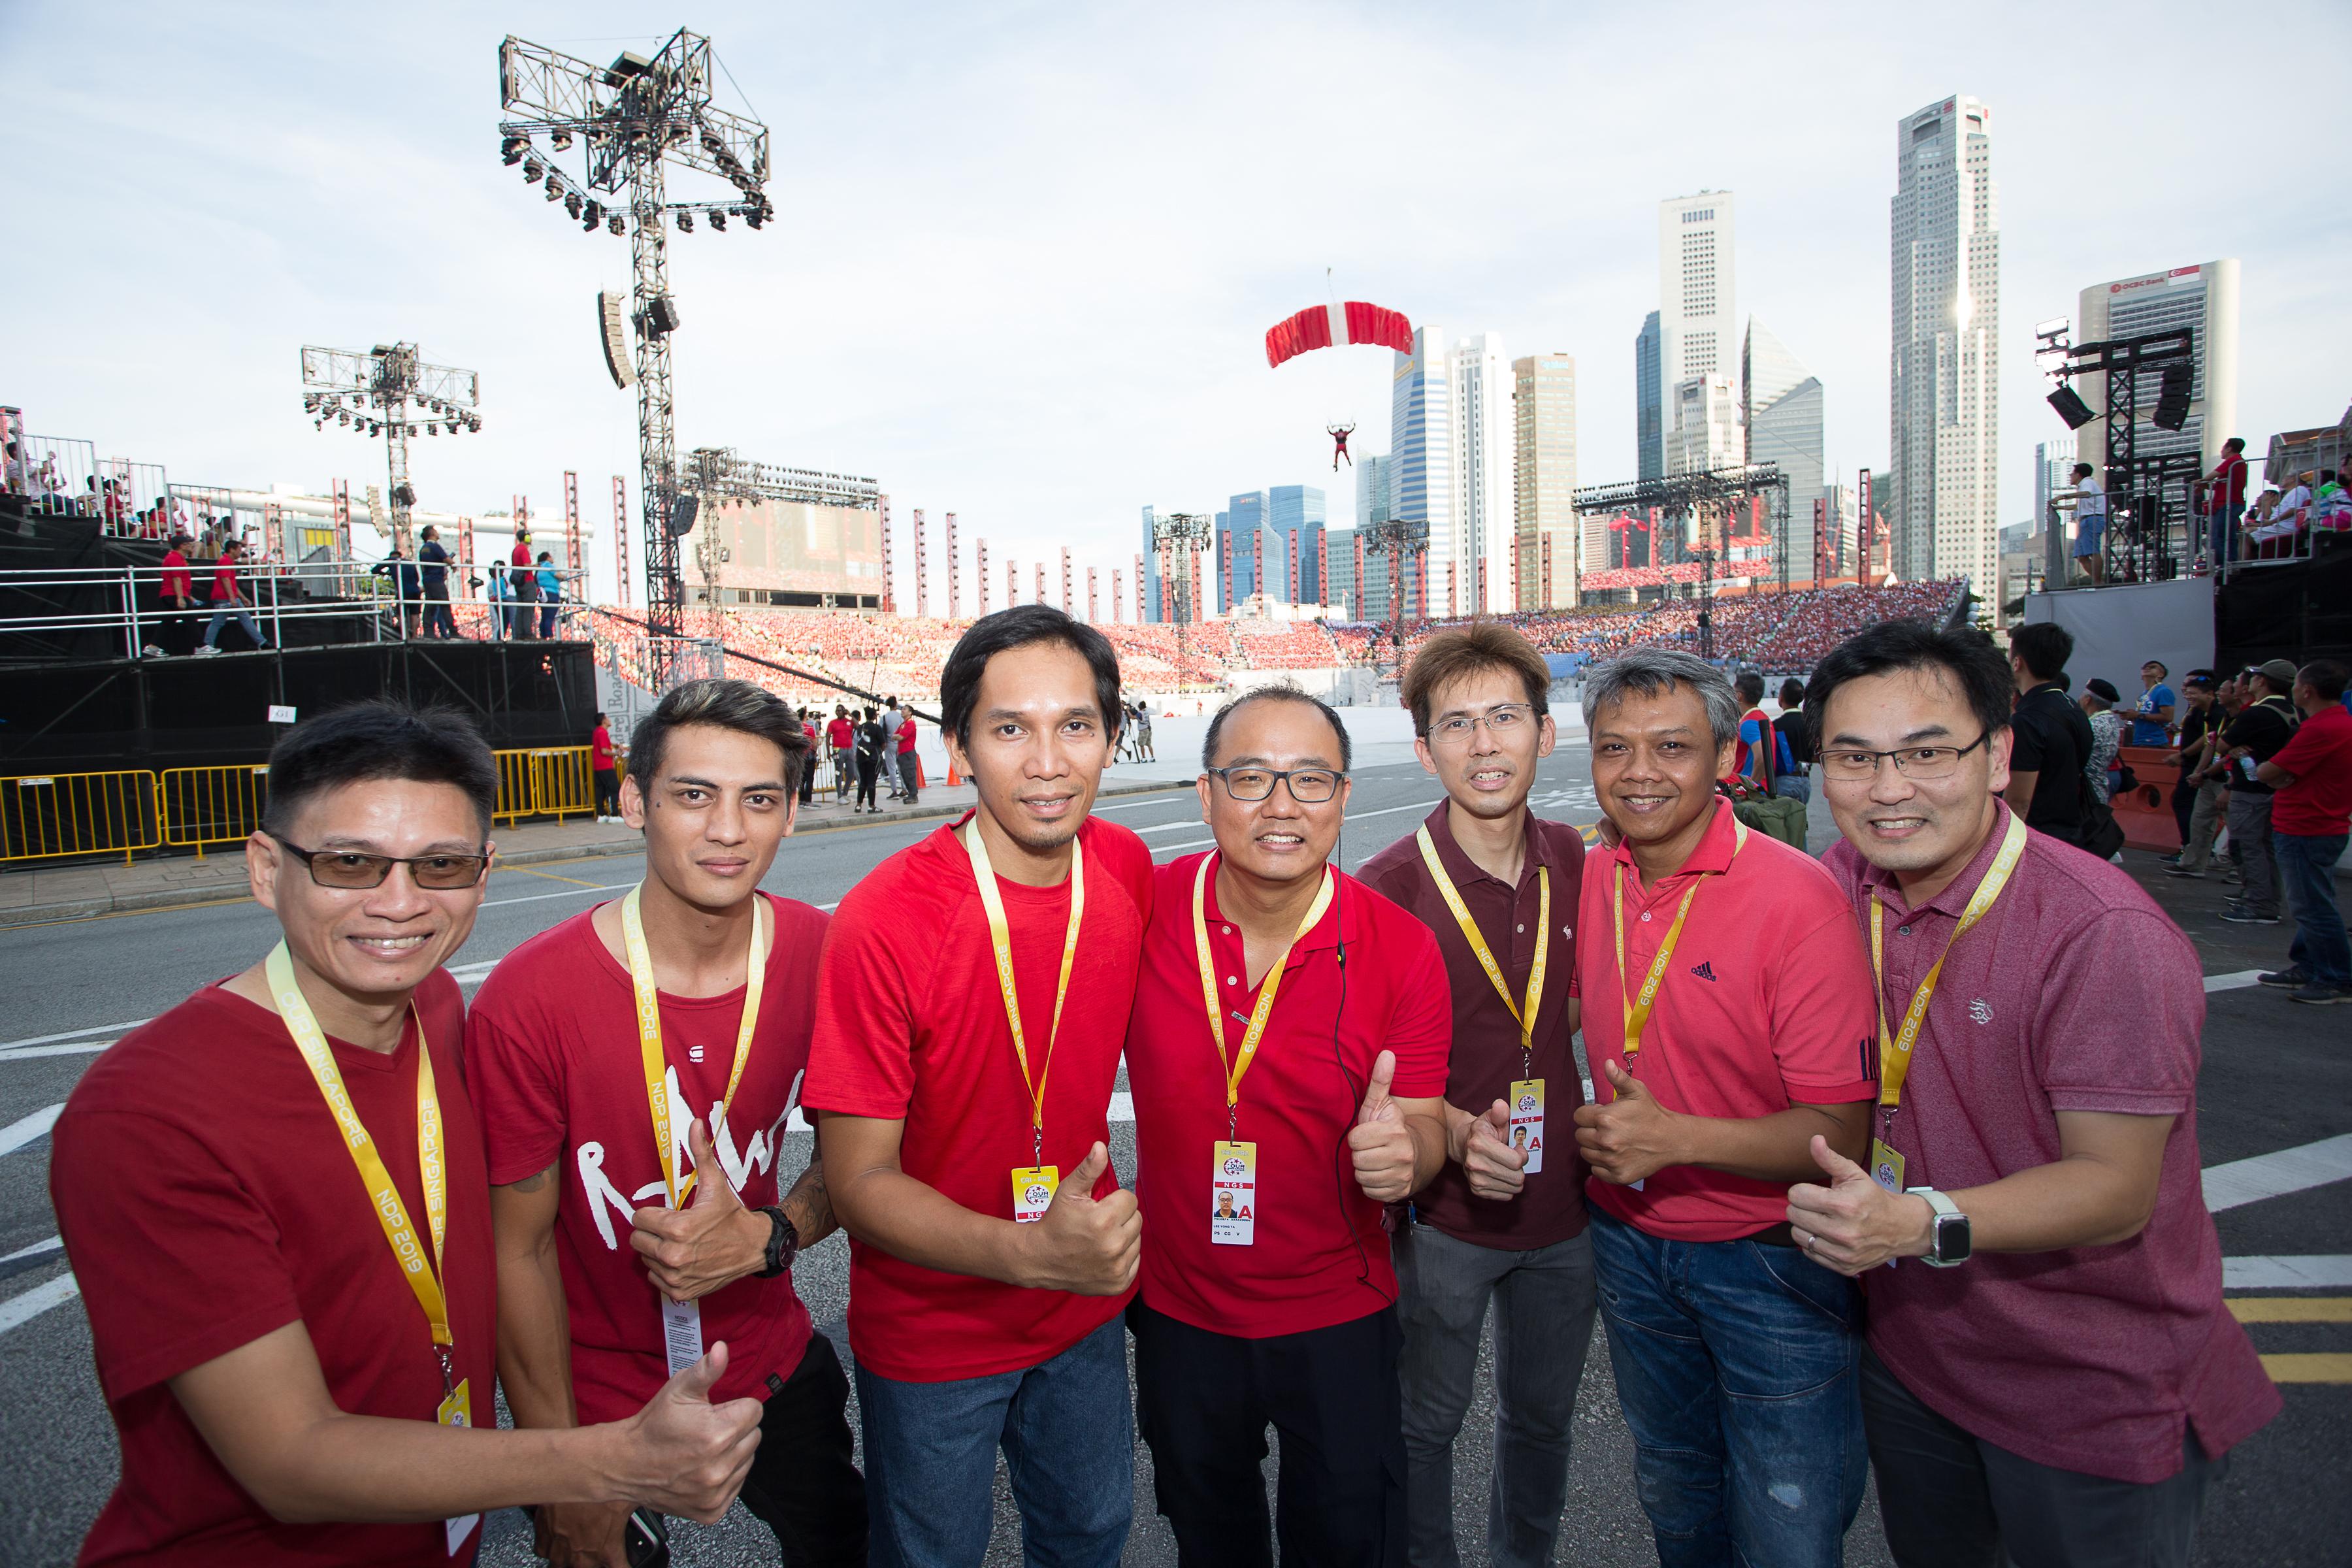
top-left (1, 770), bottom-right (162, 866)
top-left (491, 746), bottom-right (597, 826)
top-left (159, 764), bottom-right (273, 857)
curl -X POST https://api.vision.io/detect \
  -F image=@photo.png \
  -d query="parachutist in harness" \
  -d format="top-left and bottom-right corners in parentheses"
top-left (1328, 423), bottom-right (1355, 470)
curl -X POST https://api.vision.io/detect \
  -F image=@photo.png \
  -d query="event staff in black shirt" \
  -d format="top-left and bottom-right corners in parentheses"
top-left (2003, 623), bottom-right (2094, 845)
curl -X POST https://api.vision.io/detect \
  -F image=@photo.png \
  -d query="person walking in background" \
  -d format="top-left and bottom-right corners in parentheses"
top-left (1135, 702), bottom-right (1156, 762)
top-left (2218, 661), bottom-right (2303, 927)
top-left (826, 705), bottom-right (856, 801)
top-left (2252, 660), bottom-right (2352, 1004)
top-left (534, 552), bottom-right (561, 639)
top-left (853, 706), bottom-right (884, 813)
top-left (417, 525), bottom-right (457, 639)
top-left (2071, 463), bottom-right (2108, 587)
top-left (152, 529), bottom-right (197, 657)
top-left (2080, 680), bottom-right (2124, 803)
top-left (2205, 438), bottom-right (2249, 566)
top-left (2168, 674), bottom-right (2221, 870)
top-left (591, 711), bottom-right (621, 823)
top-left (197, 538), bottom-right (269, 654)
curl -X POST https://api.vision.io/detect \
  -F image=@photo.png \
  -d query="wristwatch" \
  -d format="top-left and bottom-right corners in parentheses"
top-left (1906, 1187), bottom-right (1970, 1267)
top-left (755, 1206), bottom-right (800, 1279)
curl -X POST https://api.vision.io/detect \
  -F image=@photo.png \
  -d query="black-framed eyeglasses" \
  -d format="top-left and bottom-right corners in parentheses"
top-left (1817, 732), bottom-right (1992, 783)
top-left (1205, 766), bottom-right (1345, 803)
top-left (269, 833), bottom-right (491, 890)
top-left (1424, 702), bottom-right (1538, 745)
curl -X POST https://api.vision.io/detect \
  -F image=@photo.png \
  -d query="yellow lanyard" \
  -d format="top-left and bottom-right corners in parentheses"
top-left (1415, 825), bottom-right (1548, 1077)
top-left (964, 819), bottom-right (1086, 1166)
top-left (1869, 811), bottom-right (2029, 1115)
top-left (1191, 854), bottom-right (1336, 1139)
top-left (621, 883), bottom-right (768, 1208)
top-left (264, 943), bottom-right (453, 1388)
top-left (1610, 817), bottom-right (1747, 1064)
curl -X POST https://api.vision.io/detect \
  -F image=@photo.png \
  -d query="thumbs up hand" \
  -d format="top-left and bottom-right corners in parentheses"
top-left (610, 1341), bottom-right (764, 1524)
top-left (1571, 1060), bottom-right (1684, 1187)
top-left (631, 1119), bottom-right (768, 1303)
top-left (1461, 1099), bottom-right (1528, 1200)
top-left (1347, 1050), bottom-right (1418, 1202)
top-left (1017, 1141), bottom-right (1141, 1296)
top-left (1786, 1134), bottom-right (1932, 1277)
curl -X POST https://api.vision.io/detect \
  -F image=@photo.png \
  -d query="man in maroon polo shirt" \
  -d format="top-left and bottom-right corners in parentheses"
top-left (1786, 621), bottom-right (2278, 1567)
top-left (1360, 623), bottom-right (1593, 1568)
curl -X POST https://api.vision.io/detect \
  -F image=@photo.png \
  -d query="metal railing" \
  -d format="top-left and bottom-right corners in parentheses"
top-left (1, 770), bottom-right (161, 865)
top-left (159, 764), bottom-right (272, 855)
top-left (493, 746), bottom-right (596, 826)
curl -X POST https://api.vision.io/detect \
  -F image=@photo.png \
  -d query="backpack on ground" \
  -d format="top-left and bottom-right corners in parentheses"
top-left (1719, 776), bottom-right (1807, 851)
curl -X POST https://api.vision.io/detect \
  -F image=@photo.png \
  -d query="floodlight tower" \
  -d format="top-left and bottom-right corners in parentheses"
top-left (1364, 518), bottom-right (1429, 661)
top-left (1151, 510), bottom-right (1214, 687)
top-left (498, 29), bottom-right (773, 684)
top-left (300, 343), bottom-right (481, 555)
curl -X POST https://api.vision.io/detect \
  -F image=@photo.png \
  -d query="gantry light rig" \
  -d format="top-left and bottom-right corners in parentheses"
top-left (684, 446), bottom-right (882, 607)
top-left (299, 343), bottom-right (480, 555)
top-left (498, 28), bottom-right (772, 687)
top-left (1362, 517), bottom-right (1430, 660)
top-left (1151, 510), bottom-right (1215, 685)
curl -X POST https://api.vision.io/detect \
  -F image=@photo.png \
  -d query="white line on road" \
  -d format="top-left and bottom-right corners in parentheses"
top-left (0, 1041), bottom-right (115, 1064)
top-left (0, 1104), bottom-right (63, 1159)
top-left (0, 1271), bottom-right (78, 1335)
top-left (0, 1019), bottom-right (152, 1053)
top-left (1, 1236), bottom-right (62, 1266)
top-left (2203, 1134), bottom-right (2352, 1212)
top-left (2204, 971), bottom-right (2264, 992)
top-left (2223, 1255), bottom-right (2352, 1290)
top-left (1155, 798), bottom-right (1445, 858)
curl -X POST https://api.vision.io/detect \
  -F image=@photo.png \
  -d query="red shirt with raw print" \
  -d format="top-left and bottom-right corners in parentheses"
top-left (1125, 855), bottom-right (1452, 1337)
top-left (464, 893), bottom-right (823, 1421)
top-left (49, 973), bottom-right (495, 1567)
top-left (802, 813), bottom-right (1154, 1381)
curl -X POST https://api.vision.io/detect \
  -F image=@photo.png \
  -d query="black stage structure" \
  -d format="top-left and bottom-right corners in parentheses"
top-left (1571, 464), bottom-right (1791, 661)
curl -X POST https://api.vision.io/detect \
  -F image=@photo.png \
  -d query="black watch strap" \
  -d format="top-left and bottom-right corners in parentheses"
top-left (755, 1206), bottom-right (800, 1278)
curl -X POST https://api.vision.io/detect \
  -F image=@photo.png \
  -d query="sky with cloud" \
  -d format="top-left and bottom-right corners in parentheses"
top-left (9, 0), bottom-right (2347, 606)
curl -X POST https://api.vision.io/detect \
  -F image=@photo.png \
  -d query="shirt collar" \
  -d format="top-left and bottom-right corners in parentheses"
top-left (1199, 851), bottom-right (1348, 955)
top-left (1421, 800), bottom-right (1557, 894)
top-left (1604, 795), bottom-right (1739, 882)
top-left (1855, 798), bottom-right (2017, 921)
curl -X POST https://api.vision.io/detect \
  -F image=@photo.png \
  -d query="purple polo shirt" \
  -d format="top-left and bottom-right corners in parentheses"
top-left (1823, 803), bottom-right (2279, 1483)
top-left (1360, 805), bottom-right (1589, 1249)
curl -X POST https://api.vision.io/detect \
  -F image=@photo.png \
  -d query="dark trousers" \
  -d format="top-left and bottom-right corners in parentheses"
top-left (593, 768), bottom-right (621, 819)
top-left (154, 596), bottom-right (195, 656)
top-left (422, 582), bottom-right (456, 638)
top-left (737, 1331), bottom-right (869, 1566)
top-left (1861, 1346), bottom-right (2221, 1568)
top-left (1130, 1299), bottom-right (1407, 1568)
top-left (855, 754), bottom-right (880, 809)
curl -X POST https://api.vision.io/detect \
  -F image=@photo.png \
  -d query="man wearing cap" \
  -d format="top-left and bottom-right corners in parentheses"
top-left (2080, 680), bottom-right (2123, 806)
top-left (2216, 661), bottom-right (2304, 926)
top-left (2253, 659), bottom-right (2352, 1004)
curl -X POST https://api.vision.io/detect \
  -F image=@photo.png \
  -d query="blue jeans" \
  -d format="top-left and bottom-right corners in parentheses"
top-left (1588, 1207), bottom-right (1867, 1568)
top-left (2210, 502), bottom-right (2244, 566)
top-left (202, 606), bottom-right (265, 648)
top-left (855, 1315), bottom-right (1133, 1568)
top-left (2277, 831), bottom-right (2350, 985)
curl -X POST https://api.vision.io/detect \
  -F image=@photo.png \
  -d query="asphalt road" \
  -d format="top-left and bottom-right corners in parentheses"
top-left (0, 749), bottom-right (2343, 1567)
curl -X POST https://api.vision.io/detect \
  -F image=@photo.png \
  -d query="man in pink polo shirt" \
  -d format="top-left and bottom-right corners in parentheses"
top-left (1572, 647), bottom-right (1879, 1568)
top-left (1786, 620), bottom-right (2278, 1567)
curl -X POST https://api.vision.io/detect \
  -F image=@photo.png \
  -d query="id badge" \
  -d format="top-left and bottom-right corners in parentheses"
top-left (1210, 1139), bottom-right (1256, 1246)
top-left (1508, 1079), bottom-right (1545, 1175)
top-left (436, 1378), bottom-right (481, 1556)
top-left (1011, 1164), bottom-right (1060, 1224)
top-left (1869, 1137), bottom-right (1907, 1195)
top-left (661, 1295), bottom-right (704, 1377)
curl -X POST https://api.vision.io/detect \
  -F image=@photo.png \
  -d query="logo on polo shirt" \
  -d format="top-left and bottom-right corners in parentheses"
top-left (1689, 960), bottom-right (1718, 982)
top-left (1969, 998), bottom-right (1993, 1025)
top-left (689, 1044), bottom-right (706, 1064)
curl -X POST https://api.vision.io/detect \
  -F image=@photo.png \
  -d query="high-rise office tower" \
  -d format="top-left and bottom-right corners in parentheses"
top-left (1744, 319), bottom-right (1825, 581)
top-left (1389, 325), bottom-right (1454, 616)
top-left (1139, 505), bottom-right (1164, 623)
top-left (1220, 489), bottom-right (1284, 604)
top-left (1512, 353), bottom-right (1579, 610)
top-left (2032, 436), bottom-right (2076, 532)
top-left (1665, 374), bottom-right (1742, 480)
top-left (2074, 260), bottom-right (2241, 473)
top-left (1635, 312), bottom-right (1663, 482)
top-left (1890, 95), bottom-right (2000, 591)
top-left (1325, 525), bottom-right (1358, 617)
top-left (1269, 484), bottom-right (1327, 603)
top-left (1448, 333), bottom-right (1512, 615)
top-left (1356, 453), bottom-right (1393, 529)
top-left (1659, 193), bottom-right (1737, 396)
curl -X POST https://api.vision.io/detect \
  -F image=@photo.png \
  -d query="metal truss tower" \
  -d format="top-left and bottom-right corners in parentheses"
top-left (1151, 510), bottom-right (1214, 685)
top-left (300, 343), bottom-right (480, 555)
top-left (1362, 517), bottom-right (1430, 661)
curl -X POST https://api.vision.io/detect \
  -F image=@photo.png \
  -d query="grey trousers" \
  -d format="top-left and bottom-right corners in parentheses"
top-left (2179, 779), bottom-right (2227, 872)
top-left (1395, 1221), bottom-right (1597, 1568)
top-left (2227, 792), bottom-right (2278, 913)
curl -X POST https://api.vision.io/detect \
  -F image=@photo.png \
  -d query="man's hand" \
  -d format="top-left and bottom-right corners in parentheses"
top-left (630, 1120), bottom-right (768, 1303)
top-left (1459, 1100), bottom-right (1527, 1200)
top-left (1572, 1060), bottom-right (1683, 1186)
top-left (608, 1343), bottom-right (763, 1524)
top-left (1014, 1143), bottom-right (1140, 1296)
top-left (1785, 1135), bottom-right (1933, 1276)
top-left (532, 1499), bottom-right (634, 1568)
top-left (1348, 1051), bottom-right (1418, 1202)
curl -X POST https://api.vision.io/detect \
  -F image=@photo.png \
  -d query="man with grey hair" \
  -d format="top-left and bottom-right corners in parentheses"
top-left (1571, 647), bottom-right (1880, 1567)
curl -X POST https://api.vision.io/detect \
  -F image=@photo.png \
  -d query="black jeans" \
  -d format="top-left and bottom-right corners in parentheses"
top-left (736, 1331), bottom-right (868, 1566)
top-left (855, 753), bottom-right (880, 809)
top-left (1130, 1299), bottom-right (1406, 1568)
top-left (1860, 1346), bottom-right (2221, 1568)
top-left (593, 768), bottom-right (620, 819)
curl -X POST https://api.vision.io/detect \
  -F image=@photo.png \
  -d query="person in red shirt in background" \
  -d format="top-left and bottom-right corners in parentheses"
top-left (1785, 621), bottom-right (2278, 1565)
top-left (1126, 687), bottom-right (1451, 1565)
top-left (805, 605), bottom-right (1151, 1567)
top-left (48, 702), bottom-right (762, 1568)
top-left (591, 712), bottom-right (622, 823)
top-left (199, 537), bottom-right (270, 653)
top-left (798, 707), bottom-right (820, 807)
top-left (2204, 436), bottom-right (2250, 566)
top-left (894, 709), bottom-right (921, 804)
top-left (470, 679), bottom-right (866, 1567)
top-left (508, 529), bottom-right (540, 639)
top-left (152, 530), bottom-right (197, 658)
top-left (1573, 647), bottom-right (1878, 1568)
top-left (825, 705), bottom-right (857, 801)
top-left (2254, 659), bottom-right (2352, 1002)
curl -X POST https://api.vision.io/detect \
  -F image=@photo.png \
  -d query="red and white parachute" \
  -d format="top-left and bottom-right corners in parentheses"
top-left (1264, 301), bottom-right (1415, 368)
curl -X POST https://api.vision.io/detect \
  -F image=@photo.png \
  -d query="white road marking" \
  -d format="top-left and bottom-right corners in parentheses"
top-left (0, 1019), bottom-right (151, 1052)
top-left (1154, 798), bottom-right (1445, 858)
top-left (2204, 1134), bottom-right (2352, 1212)
top-left (0, 1104), bottom-right (63, 1159)
top-left (2223, 1255), bottom-right (2352, 1290)
top-left (2204, 970), bottom-right (2264, 992)
top-left (0, 1041), bottom-right (117, 1065)
top-left (0, 1236), bottom-right (62, 1266)
top-left (0, 1271), bottom-right (78, 1335)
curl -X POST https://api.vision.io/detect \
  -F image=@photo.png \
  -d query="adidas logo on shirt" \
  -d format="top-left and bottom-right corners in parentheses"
top-left (1689, 960), bottom-right (1719, 983)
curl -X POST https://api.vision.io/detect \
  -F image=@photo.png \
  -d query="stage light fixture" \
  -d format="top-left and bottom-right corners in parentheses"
top-left (544, 180), bottom-right (565, 203)
top-left (744, 208), bottom-right (764, 230)
top-left (607, 214), bottom-right (626, 235)
top-left (523, 157), bottom-right (544, 182)
top-left (2047, 384), bottom-right (2095, 431)
top-left (564, 193), bottom-right (583, 218)
top-left (551, 129), bottom-right (572, 151)
top-left (501, 135), bottom-right (527, 166)
top-left (583, 200), bottom-right (602, 226)
top-left (338, 411), bottom-right (350, 425)
top-left (709, 210), bottom-right (725, 231)
top-left (676, 210), bottom-right (693, 233)
top-left (408, 425), bottom-right (419, 438)
top-left (2152, 363), bottom-right (2193, 431)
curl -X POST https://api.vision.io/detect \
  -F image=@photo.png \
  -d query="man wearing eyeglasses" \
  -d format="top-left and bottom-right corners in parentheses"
top-left (49, 701), bottom-right (766, 1567)
top-left (1124, 685), bottom-right (1452, 1567)
top-left (1783, 621), bottom-right (2276, 1567)
top-left (1358, 624), bottom-right (1595, 1568)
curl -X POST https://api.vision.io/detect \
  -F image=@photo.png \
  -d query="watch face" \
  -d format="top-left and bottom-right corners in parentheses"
top-left (1934, 1212), bottom-right (1972, 1265)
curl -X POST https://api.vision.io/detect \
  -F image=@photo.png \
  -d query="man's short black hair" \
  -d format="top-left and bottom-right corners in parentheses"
top-left (628, 678), bottom-right (809, 796)
top-left (2008, 622), bottom-right (2074, 681)
top-left (938, 604), bottom-right (1122, 749)
top-left (2142, 659), bottom-right (2168, 677)
top-left (1803, 621), bottom-right (2015, 752)
top-left (261, 700), bottom-right (497, 839)
top-left (2301, 660), bottom-right (2349, 702)
top-left (1202, 683), bottom-right (1353, 772)
top-left (2225, 436), bottom-right (2246, 452)
top-left (1735, 670), bottom-right (1765, 703)
top-left (2072, 462), bottom-right (2095, 480)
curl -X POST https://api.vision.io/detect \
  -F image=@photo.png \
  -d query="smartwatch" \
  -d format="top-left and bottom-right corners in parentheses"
top-left (1906, 1187), bottom-right (1970, 1267)
top-left (755, 1206), bottom-right (800, 1279)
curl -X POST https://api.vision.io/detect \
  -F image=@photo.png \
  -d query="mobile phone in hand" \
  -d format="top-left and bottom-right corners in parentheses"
top-left (624, 1509), bottom-right (670, 1568)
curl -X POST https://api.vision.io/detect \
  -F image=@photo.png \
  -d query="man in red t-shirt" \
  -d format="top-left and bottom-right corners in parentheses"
top-left (1786, 621), bottom-right (2278, 1563)
top-left (806, 605), bottom-right (1149, 1567)
top-left (2255, 658), bottom-right (2352, 1001)
top-left (1359, 623), bottom-right (1595, 1568)
top-left (154, 530), bottom-right (197, 657)
top-left (508, 529), bottom-right (540, 638)
top-left (894, 711), bottom-right (920, 803)
top-left (1126, 688), bottom-right (1450, 1564)
top-left (48, 701), bottom-right (762, 1568)
top-left (591, 711), bottom-right (621, 823)
top-left (471, 679), bottom-right (866, 1566)
top-left (198, 538), bottom-right (269, 653)
top-left (825, 706), bottom-right (856, 800)
top-left (2205, 436), bottom-right (2250, 564)
top-left (1571, 648), bottom-right (1878, 1567)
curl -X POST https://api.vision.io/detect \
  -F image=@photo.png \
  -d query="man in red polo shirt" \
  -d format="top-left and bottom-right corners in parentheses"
top-left (48, 702), bottom-right (762, 1567)
top-left (1571, 647), bottom-right (1878, 1568)
top-left (1785, 621), bottom-right (2279, 1566)
top-left (470, 678), bottom-right (866, 1567)
top-left (1360, 624), bottom-right (1595, 1568)
top-left (806, 605), bottom-right (1152, 1567)
top-left (154, 529), bottom-right (197, 657)
top-left (2255, 659), bottom-right (2352, 1003)
top-left (1127, 685), bottom-right (1451, 1565)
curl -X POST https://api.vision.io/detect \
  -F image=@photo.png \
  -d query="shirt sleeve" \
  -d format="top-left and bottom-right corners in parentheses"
top-left (1382, 921), bottom-right (1454, 1099)
top-left (802, 886), bottom-right (921, 1119)
top-left (2036, 908), bottom-right (2198, 1115)
top-left (50, 1107), bottom-right (304, 1403)
top-left (2268, 719), bottom-right (2327, 777)
top-left (463, 996), bottom-right (568, 1186)
top-left (1767, 904), bottom-right (1880, 1102)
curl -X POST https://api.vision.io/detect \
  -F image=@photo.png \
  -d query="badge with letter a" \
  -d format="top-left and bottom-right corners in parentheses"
top-left (1011, 1164), bottom-right (1060, 1223)
top-left (1508, 1078), bottom-right (1544, 1174)
top-left (1210, 1139), bottom-right (1256, 1245)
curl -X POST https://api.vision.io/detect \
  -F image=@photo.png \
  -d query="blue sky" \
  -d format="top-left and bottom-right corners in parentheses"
top-left (9, 0), bottom-right (2347, 605)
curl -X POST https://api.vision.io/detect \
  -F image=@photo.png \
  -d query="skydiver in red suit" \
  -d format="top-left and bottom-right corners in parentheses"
top-left (1329, 423), bottom-right (1355, 470)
